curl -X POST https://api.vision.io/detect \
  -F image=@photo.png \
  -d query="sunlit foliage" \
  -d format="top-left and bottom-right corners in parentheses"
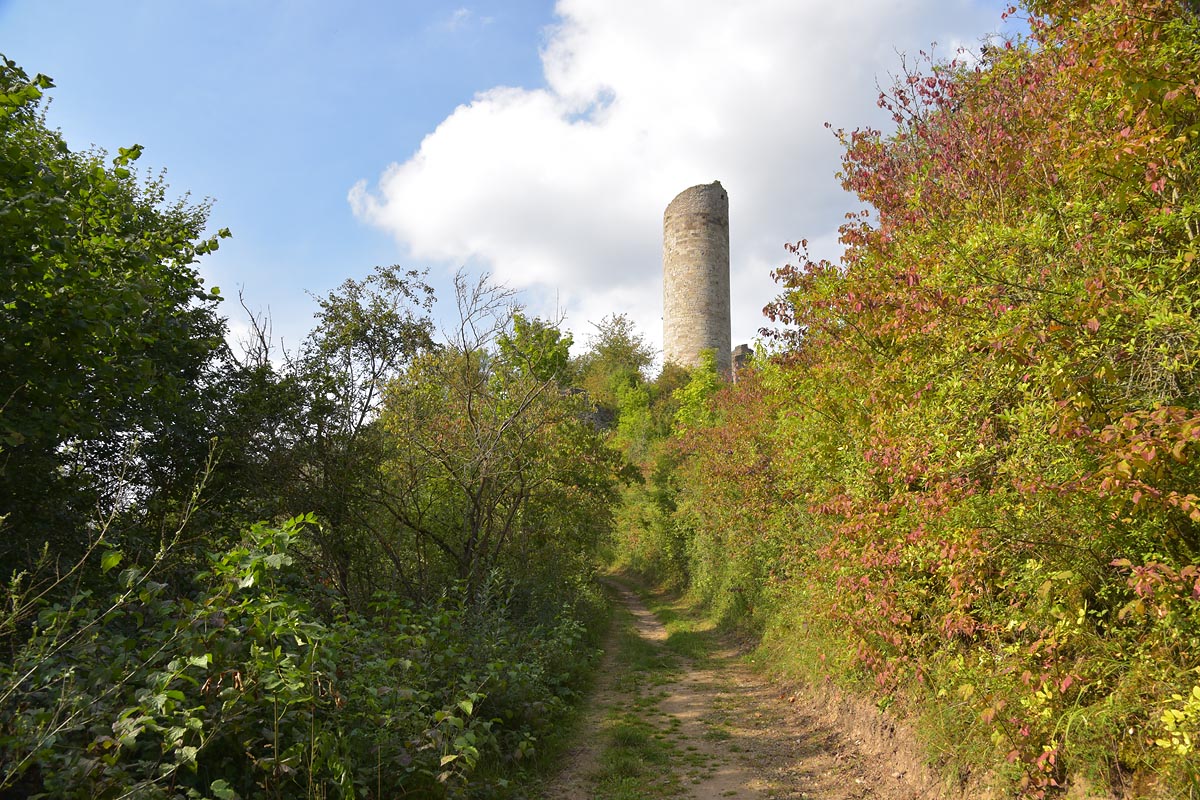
top-left (619, 1), bottom-right (1200, 795)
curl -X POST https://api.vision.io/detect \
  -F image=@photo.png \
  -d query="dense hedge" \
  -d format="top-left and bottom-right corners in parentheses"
top-left (0, 517), bottom-right (604, 798)
top-left (0, 55), bottom-right (618, 799)
top-left (613, 2), bottom-right (1200, 796)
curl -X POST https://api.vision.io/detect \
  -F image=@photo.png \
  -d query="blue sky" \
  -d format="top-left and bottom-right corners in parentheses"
top-left (2, 0), bottom-right (1018, 361)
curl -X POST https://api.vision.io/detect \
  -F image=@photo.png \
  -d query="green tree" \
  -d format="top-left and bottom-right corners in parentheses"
top-left (613, 380), bottom-right (652, 461)
top-left (0, 57), bottom-right (228, 575)
top-left (673, 349), bottom-right (721, 432)
top-left (377, 275), bottom-right (622, 595)
top-left (498, 312), bottom-right (575, 383)
top-left (575, 313), bottom-right (655, 414)
top-left (286, 265), bottom-right (435, 604)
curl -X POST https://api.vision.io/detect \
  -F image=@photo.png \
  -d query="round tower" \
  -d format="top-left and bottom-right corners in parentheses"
top-left (662, 181), bottom-right (731, 374)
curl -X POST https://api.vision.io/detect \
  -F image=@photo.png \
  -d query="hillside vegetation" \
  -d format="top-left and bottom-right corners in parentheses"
top-left (0, 55), bottom-right (629, 797)
top-left (4, 0), bottom-right (1200, 797)
top-left (610, 1), bottom-right (1200, 796)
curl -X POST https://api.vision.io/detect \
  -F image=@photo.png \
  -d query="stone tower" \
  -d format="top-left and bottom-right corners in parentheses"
top-left (662, 181), bottom-right (731, 374)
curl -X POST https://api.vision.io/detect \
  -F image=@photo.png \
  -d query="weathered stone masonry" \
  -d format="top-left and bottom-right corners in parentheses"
top-left (662, 181), bottom-right (732, 374)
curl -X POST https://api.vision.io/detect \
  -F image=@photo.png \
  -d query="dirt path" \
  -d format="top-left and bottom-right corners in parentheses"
top-left (540, 582), bottom-right (950, 800)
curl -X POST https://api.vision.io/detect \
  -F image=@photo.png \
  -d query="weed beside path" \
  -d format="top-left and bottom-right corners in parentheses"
top-left (540, 577), bottom-right (955, 800)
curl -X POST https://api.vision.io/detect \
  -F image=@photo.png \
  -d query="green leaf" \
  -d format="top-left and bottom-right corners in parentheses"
top-left (263, 552), bottom-right (288, 569)
top-left (101, 549), bottom-right (123, 573)
top-left (209, 780), bottom-right (238, 800)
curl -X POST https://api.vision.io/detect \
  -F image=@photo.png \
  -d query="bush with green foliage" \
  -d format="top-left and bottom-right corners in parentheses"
top-left (0, 517), bottom-right (604, 799)
top-left (0, 55), bottom-right (620, 800)
top-left (612, 1), bottom-right (1200, 795)
top-left (0, 56), bottom-right (229, 575)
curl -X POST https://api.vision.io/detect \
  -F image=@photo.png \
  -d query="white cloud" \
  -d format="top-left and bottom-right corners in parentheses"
top-left (350, 0), bottom-right (1005, 359)
top-left (444, 7), bottom-right (472, 31)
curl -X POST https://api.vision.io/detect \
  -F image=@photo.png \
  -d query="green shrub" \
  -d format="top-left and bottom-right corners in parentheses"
top-left (0, 517), bottom-right (605, 799)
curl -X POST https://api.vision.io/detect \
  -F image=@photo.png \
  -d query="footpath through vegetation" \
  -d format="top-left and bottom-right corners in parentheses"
top-left (605, 2), bottom-right (1200, 795)
top-left (542, 578), bottom-right (951, 800)
top-left (3, 0), bottom-right (1200, 797)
